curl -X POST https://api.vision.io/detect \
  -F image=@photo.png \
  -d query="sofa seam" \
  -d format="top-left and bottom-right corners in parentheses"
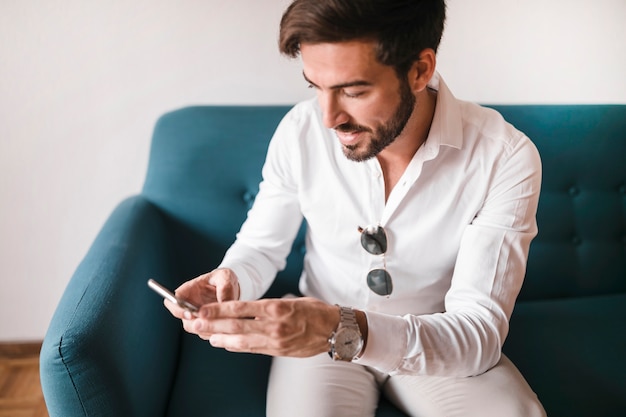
top-left (58, 328), bottom-right (89, 416)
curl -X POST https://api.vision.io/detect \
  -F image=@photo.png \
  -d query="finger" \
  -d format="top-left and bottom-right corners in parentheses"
top-left (182, 317), bottom-right (212, 339)
top-left (189, 316), bottom-right (261, 337)
top-left (209, 333), bottom-right (264, 353)
top-left (164, 298), bottom-right (197, 320)
top-left (191, 306), bottom-right (299, 346)
top-left (199, 299), bottom-right (285, 320)
top-left (172, 277), bottom-right (201, 300)
top-left (175, 276), bottom-right (216, 306)
top-left (208, 333), bottom-right (325, 358)
top-left (164, 298), bottom-right (185, 318)
top-left (207, 269), bottom-right (240, 302)
top-left (216, 280), bottom-right (239, 303)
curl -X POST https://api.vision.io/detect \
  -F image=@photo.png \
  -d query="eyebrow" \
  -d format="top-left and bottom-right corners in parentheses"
top-left (302, 71), bottom-right (373, 90)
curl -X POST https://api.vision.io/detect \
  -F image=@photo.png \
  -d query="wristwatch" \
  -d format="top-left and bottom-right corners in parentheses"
top-left (328, 306), bottom-right (364, 362)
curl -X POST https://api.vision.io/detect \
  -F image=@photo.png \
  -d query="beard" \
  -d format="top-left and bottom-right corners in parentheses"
top-left (338, 78), bottom-right (416, 162)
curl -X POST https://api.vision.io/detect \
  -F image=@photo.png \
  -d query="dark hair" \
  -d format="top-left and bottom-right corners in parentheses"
top-left (279, 0), bottom-right (446, 75)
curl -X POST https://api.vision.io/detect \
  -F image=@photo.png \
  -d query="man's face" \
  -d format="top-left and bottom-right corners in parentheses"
top-left (301, 41), bottom-right (416, 161)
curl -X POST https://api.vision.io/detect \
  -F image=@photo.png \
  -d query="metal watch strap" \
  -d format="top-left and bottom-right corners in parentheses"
top-left (340, 305), bottom-right (357, 326)
top-left (328, 305), bottom-right (363, 361)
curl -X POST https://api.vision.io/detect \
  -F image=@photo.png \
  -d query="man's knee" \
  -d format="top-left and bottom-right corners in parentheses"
top-left (267, 354), bottom-right (381, 417)
top-left (462, 356), bottom-right (546, 417)
top-left (480, 384), bottom-right (546, 417)
top-left (383, 355), bottom-right (546, 417)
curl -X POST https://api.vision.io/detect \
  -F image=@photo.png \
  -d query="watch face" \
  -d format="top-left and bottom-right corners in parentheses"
top-left (334, 327), bottom-right (363, 360)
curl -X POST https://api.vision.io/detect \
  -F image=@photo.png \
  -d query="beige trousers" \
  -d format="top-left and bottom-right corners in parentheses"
top-left (266, 353), bottom-right (546, 417)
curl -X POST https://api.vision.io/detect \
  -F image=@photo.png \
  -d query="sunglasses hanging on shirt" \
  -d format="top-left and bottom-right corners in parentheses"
top-left (358, 225), bottom-right (393, 296)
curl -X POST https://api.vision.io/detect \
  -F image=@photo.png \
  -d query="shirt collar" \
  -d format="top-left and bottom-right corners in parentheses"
top-left (426, 72), bottom-right (463, 151)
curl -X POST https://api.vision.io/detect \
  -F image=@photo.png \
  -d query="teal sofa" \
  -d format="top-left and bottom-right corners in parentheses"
top-left (40, 104), bottom-right (626, 416)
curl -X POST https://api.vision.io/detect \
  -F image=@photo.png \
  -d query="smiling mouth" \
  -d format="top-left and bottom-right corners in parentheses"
top-left (336, 130), bottom-right (363, 146)
top-left (335, 124), bottom-right (370, 146)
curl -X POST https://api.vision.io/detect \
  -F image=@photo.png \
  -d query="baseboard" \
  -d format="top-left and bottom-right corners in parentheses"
top-left (0, 341), bottom-right (43, 358)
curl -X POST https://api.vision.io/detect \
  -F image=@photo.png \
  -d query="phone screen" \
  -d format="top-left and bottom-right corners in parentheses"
top-left (147, 279), bottom-right (199, 313)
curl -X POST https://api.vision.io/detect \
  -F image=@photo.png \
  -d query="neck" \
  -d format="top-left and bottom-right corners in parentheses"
top-left (377, 88), bottom-right (437, 200)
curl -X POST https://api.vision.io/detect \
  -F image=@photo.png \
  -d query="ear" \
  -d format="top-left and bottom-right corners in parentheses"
top-left (407, 48), bottom-right (437, 93)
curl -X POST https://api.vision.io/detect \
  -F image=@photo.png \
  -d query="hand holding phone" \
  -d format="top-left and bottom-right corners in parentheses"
top-left (148, 279), bottom-right (199, 315)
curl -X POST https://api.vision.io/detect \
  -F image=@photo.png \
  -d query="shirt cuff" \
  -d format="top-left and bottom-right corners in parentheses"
top-left (353, 311), bottom-right (408, 374)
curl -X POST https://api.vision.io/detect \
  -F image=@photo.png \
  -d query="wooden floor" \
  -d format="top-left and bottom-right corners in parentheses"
top-left (0, 342), bottom-right (49, 417)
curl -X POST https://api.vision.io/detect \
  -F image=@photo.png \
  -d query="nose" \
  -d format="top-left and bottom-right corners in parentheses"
top-left (318, 92), bottom-right (349, 129)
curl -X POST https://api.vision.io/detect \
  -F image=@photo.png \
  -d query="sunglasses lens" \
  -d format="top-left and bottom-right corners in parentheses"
top-left (360, 226), bottom-right (387, 255)
top-left (367, 268), bottom-right (393, 296)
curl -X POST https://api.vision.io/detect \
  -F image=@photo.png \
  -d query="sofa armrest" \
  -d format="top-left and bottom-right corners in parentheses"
top-left (40, 196), bottom-right (182, 417)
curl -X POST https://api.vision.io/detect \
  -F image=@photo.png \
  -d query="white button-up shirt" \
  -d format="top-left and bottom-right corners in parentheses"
top-left (220, 73), bottom-right (542, 377)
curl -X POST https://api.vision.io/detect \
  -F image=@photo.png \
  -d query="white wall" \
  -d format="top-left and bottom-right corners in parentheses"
top-left (1, 0), bottom-right (625, 341)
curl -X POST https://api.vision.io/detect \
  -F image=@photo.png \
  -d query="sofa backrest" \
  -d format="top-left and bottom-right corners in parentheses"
top-left (142, 106), bottom-right (303, 295)
top-left (142, 104), bottom-right (626, 301)
top-left (494, 105), bottom-right (625, 300)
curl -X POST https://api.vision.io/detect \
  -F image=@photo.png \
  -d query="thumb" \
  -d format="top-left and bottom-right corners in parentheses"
top-left (211, 269), bottom-right (241, 302)
top-left (217, 280), bottom-right (240, 302)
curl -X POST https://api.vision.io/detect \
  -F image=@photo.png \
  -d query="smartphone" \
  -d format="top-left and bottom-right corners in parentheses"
top-left (147, 279), bottom-right (199, 314)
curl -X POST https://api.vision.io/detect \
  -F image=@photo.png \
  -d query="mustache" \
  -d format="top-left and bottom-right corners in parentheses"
top-left (335, 123), bottom-right (371, 133)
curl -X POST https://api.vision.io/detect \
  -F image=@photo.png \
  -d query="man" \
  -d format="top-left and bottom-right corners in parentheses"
top-left (165, 1), bottom-right (546, 415)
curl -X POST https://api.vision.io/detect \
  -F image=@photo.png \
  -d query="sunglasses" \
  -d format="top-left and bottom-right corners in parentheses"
top-left (358, 225), bottom-right (393, 296)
